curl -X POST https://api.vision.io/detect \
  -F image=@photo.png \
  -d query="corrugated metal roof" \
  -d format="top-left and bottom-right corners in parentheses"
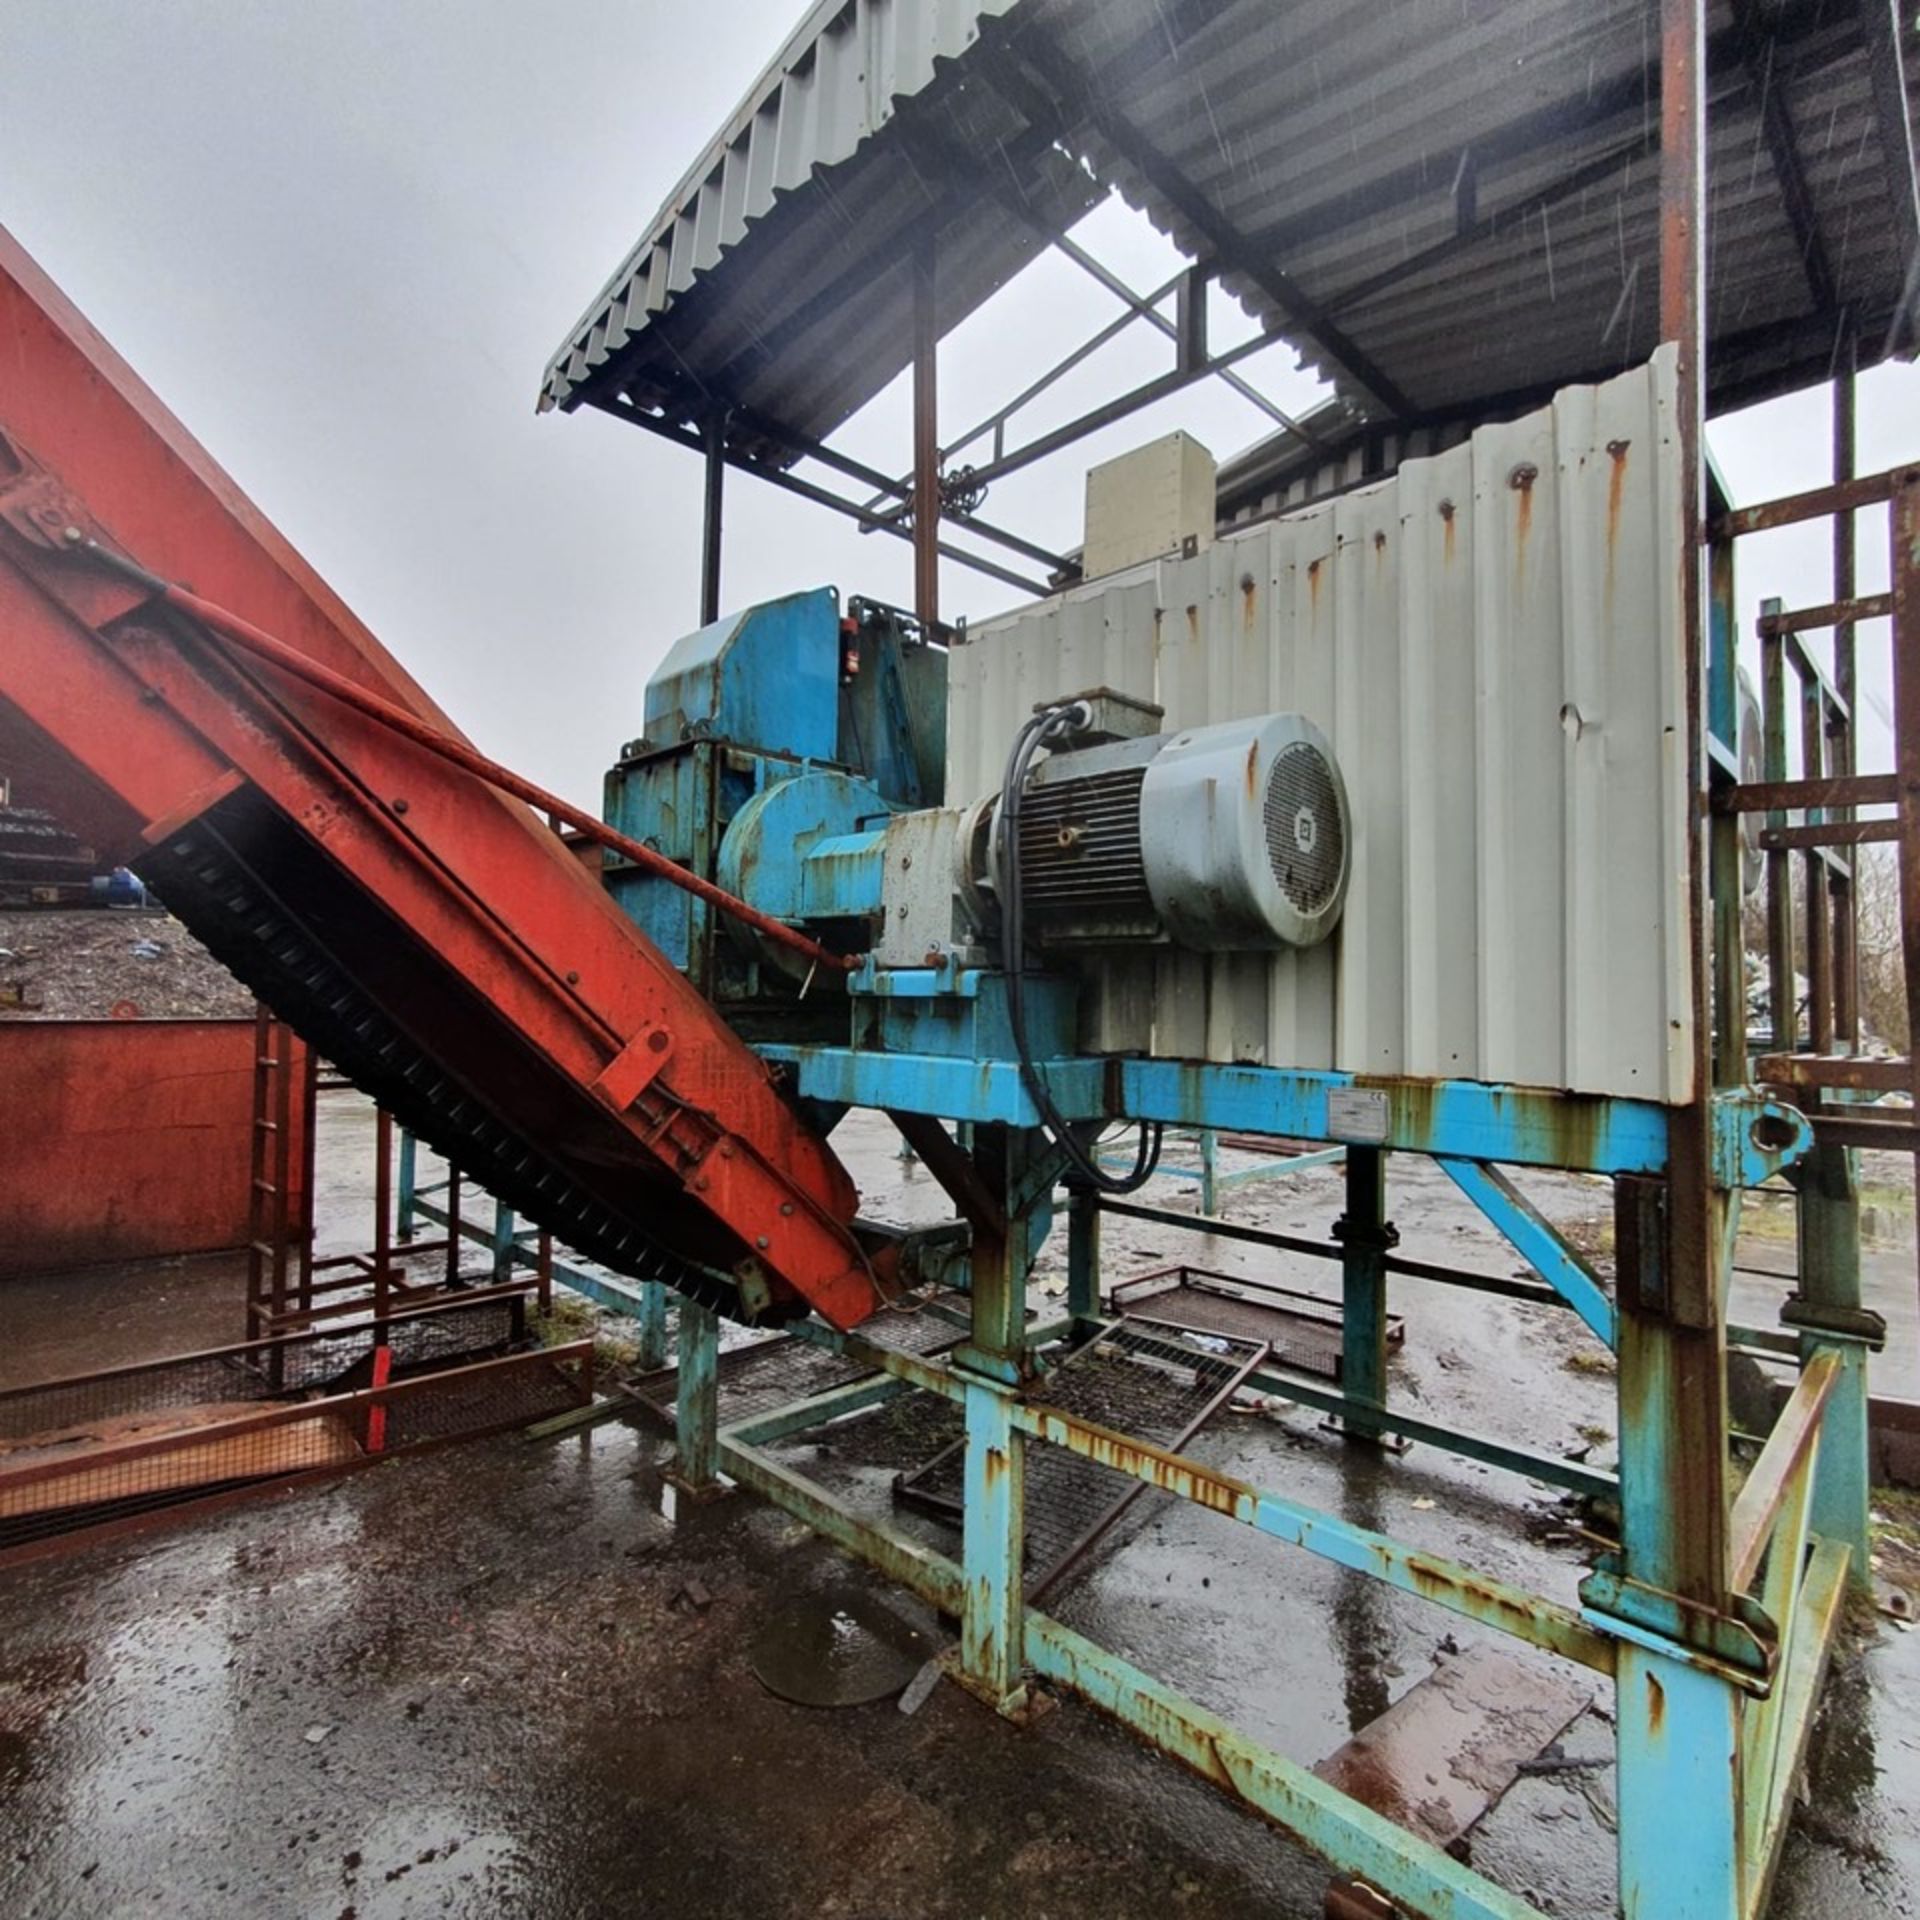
top-left (547, 0), bottom-right (1920, 454)
top-left (539, 0), bottom-right (1101, 462)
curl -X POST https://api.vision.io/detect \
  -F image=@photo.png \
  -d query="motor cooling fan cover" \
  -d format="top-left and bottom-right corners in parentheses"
top-left (1137, 713), bottom-right (1351, 950)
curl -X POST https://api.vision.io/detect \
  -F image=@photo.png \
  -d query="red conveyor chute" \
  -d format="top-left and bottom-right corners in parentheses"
top-left (0, 225), bottom-right (880, 1329)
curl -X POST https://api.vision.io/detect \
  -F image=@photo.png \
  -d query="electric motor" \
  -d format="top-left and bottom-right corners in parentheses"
top-left (995, 710), bottom-right (1350, 952)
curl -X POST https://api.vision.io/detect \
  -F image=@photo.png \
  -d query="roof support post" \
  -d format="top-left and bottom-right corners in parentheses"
top-left (913, 240), bottom-right (940, 631)
top-left (1833, 346), bottom-right (1861, 1047)
top-left (1862, 0), bottom-right (1920, 355)
top-left (1649, 0), bottom-right (1729, 1587)
top-left (700, 407), bottom-right (727, 628)
top-left (1598, 36), bottom-right (1742, 1916)
top-left (1175, 263), bottom-right (1209, 374)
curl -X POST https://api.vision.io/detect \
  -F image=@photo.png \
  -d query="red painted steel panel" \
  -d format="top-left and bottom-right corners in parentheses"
top-left (0, 1019), bottom-right (307, 1277)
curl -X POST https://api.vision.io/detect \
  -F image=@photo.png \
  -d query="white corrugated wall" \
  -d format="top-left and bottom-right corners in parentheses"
top-left (948, 351), bottom-right (1692, 1105)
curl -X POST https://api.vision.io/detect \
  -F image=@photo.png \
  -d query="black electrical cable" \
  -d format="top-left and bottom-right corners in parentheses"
top-left (994, 703), bottom-right (1164, 1194)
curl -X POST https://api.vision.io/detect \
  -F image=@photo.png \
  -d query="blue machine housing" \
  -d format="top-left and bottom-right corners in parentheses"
top-left (602, 588), bottom-right (945, 1034)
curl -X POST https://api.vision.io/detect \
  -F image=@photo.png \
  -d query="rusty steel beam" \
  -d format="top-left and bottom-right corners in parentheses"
top-left (1755, 1052), bottom-right (1914, 1092)
top-left (1757, 592), bottom-right (1893, 635)
top-left (1803, 659), bottom-right (1837, 1052)
top-left (1730, 1351), bottom-right (1840, 1592)
top-left (1757, 818), bottom-right (1899, 850)
top-left (1809, 1114), bottom-right (1920, 1150)
top-left (1834, 352), bottom-right (1862, 1046)
top-left (1712, 772), bottom-right (1897, 813)
top-left (1893, 468), bottom-right (1920, 1119)
top-left (1710, 468), bottom-right (1897, 538)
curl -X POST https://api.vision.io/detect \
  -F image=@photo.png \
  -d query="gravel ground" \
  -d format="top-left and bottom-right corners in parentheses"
top-left (0, 908), bottom-right (254, 1020)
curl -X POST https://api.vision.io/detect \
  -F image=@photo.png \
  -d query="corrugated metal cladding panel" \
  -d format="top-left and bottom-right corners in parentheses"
top-left (949, 353), bottom-right (1692, 1105)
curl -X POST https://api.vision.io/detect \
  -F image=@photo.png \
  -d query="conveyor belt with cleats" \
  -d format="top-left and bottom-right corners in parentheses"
top-left (0, 223), bottom-right (878, 1330)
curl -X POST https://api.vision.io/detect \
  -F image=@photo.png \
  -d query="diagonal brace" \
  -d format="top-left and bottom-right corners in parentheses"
top-left (1436, 1159), bottom-right (1616, 1348)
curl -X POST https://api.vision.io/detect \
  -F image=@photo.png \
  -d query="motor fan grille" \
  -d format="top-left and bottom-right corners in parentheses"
top-left (1263, 742), bottom-right (1343, 915)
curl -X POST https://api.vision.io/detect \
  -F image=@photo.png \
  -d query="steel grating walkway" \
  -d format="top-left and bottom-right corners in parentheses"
top-left (1106, 1266), bottom-right (1404, 1382)
top-left (894, 1321), bottom-right (1268, 1603)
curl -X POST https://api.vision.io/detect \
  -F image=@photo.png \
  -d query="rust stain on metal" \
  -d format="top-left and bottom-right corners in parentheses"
top-left (1401, 1553), bottom-right (1545, 1643)
top-left (1606, 439), bottom-right (1632, 558)
top-left (1439, 499), bottom-right (1456, 563)
top-left (1308, 555), bottom-right (1323, 610)
top-left (1240, 570), bottom-right (1257, 631)
top-left (1034, 1408), bottom-right (1246, 1518)
top-left (1510, 462), bottom-right (1537, 566)
top-left (1346, 1074), bottom-right (1611, 1173)
top-left (1646, 1671), bottom-right (1665, 1739)
top-left (1186, 604), bottom-right (1199, 644)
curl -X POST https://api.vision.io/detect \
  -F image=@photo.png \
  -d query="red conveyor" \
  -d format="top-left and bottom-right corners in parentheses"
top-left (0, 226), bottom-right (879, 1329)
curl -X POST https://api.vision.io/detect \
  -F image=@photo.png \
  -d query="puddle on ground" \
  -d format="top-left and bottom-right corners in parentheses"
top-left (747, 1582), bottom-right (931, 1707)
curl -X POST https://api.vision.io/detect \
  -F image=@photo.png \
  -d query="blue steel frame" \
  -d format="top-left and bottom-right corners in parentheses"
top-left (686, 1043), bottom-right (1851, 1919)
top-left (609, 566), bottom-right (1867, 1915)
top-left (590, 952), bottom-right (1859, 1905)
top-left (576, 5), bottom-right (1875, 1909)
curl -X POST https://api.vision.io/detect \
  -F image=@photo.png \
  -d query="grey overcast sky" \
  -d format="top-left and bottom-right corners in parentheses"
top-left (3, 0), bottom-right (1918, 803)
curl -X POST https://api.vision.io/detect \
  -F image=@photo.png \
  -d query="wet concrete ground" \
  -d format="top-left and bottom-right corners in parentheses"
top-left (2, 1097), bottom-right (1918, 1917)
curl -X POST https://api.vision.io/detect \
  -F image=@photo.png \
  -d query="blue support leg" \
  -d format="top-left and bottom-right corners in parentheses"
top-left (960, 1374), bottom-right (1027, 1711)
top-left (953, 1124), bottom-right (1040, 1713)
top-left (1615, 1643), bottom-right (1743, 1919)
top-left (1335, 1147), bottom-right (1394, 1446)
top-left (636, 1278), bottom-right (672, 1373)
top-left (669, 1295), bottom-right (722, 1498)
top-left (396, 1127), bottom-right (418, 1241)
top-left (1601, 1163), bottom-right (1744, 1920)
top-left (1794, 1142), bottom-right (1877, 1589)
